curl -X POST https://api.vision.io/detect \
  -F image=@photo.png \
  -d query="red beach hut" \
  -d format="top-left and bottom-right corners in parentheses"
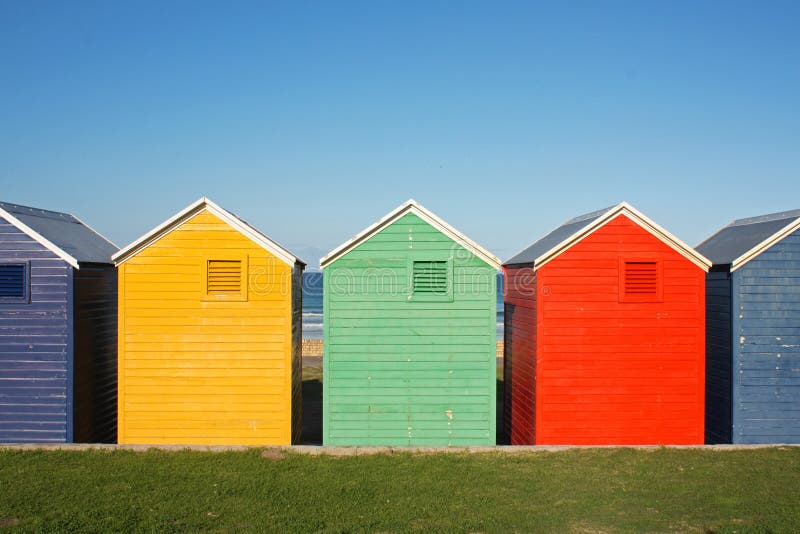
top-left (503, 202), bottom-right (710, 445)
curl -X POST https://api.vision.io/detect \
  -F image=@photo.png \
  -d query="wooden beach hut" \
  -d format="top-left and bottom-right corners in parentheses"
top-left (320, 199), bottom-right (501, 446)
top-left (113, 197), bottom-right (305, 445)
top-left (0, 201), bottom-right (118, 443)
top-left (503, 202), bottom-right (710, 445)
top-left (697, 209), bottom-right (800, 444)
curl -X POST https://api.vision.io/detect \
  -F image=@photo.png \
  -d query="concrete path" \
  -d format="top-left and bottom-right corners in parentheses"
top-left (1, 443), bottom-right (797, 456)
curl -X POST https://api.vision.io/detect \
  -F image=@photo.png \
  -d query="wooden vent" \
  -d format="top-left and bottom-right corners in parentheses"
top-left (412, 261), bottom-right (449, 295)
top-left (0, 264), bottom-right (25, 298)
top-left (207, 260), bottom-right (242, 295)
top-left (623, 261), bottom-right (659, 298)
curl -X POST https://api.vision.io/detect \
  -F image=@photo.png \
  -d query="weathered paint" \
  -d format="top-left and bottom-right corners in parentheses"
top-left (0, 217), bottom-right (117, 444)
top-left (0, 219), bottom-right (70, 443)
top-left (117, 209), bottom-right (302, 445)
top-left (66, 266), bottom-right (74, 442)
top-left (731, 231), bottom-right (800, 443)
top-left (505, 214), bottom-right (706, 445)
top-left (323, 212), bottom-right (497, 446)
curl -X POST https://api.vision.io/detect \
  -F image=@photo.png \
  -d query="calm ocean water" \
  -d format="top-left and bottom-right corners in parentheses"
top-left (302, 271), bottom-right (504, 340)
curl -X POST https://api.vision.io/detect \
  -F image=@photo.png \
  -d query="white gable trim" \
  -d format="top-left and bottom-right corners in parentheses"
top-left (112, 197), bottom-right (304, 267)
top-left (533, 202), bottom-right (712, 272)
top-left (730, 217), bottom-right (800, 272)
top-left (319, 199), bottom-right (501, 269)
top-left (0, 205), bottom-right (80, 269)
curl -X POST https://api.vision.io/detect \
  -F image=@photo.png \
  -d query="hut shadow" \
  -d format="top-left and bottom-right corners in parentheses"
top-left (300, 376), bottom-right (323, 445)
top-left (496, 377), bottom-right (508, 445)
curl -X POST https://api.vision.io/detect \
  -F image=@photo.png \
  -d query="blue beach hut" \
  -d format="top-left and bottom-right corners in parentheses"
top-left (698, 209), bottom-right (800, 444)
top-left (0, 202), bottom-right (118, 443)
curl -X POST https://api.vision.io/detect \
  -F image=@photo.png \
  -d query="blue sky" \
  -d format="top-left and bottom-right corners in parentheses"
top-left (1, 1), bottom-right (798, 266)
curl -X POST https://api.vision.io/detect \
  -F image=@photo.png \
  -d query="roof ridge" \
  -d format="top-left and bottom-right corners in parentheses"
top-left (0, 201), bottom-right (79, 222)
top-left (727, 208), bottom-right (800, 228)
top-left (563, 205), bottom-right (617, 224)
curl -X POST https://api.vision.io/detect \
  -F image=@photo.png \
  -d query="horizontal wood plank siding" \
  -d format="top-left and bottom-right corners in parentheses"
top-left (705, 270), bottom-right (732, 444)
top-left (536, 215), bottom-right (705, 445)
top-left (73, 263), bottom-right (117, 443)
top-left (0, 219), bottom-right (70, 443)
top-left (734, 230), bottom-right (800, 443)
top-left (324, 213), bottom-right (496, 446)
top-left (118, 210), bottom-right (295, 445)
top-left (503, 266), bottom-right (537, 445)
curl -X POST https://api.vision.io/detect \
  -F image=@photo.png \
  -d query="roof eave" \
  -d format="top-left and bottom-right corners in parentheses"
top-left (113, 197), bottom-right (304, 267)
top-left (320, 200), bottom-right (501, 269)
top-left (529, 202), bottom-right (712, 272)
top-left (202, 198), bottom-right (305, 267)
top-left (0, 204), bottom-right (80, 269)
top-left (729, 216), bottom-right (800, 272)
top-left (112, 197), bottom-right (208, 265)
top-left (319, 199), bottom-right (416, 268)
top-left (69, 212), bottom-right (120, 251)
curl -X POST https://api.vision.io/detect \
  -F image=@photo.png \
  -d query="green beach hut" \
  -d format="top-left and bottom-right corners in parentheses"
top-left (320, 200), bottom-right (501, 446)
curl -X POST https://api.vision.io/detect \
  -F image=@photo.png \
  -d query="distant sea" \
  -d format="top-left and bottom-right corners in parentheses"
top-left (302, 272), bottom-right (504, 340)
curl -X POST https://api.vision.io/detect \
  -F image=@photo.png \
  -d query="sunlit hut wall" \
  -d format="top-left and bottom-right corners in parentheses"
top-left (503, 203), bottom-right (710, 445)
top-left (321, 200), bottom-right (501, 446)
top-left (0, 202), bottom-right (118, 443)
top-left (698, 209), bottom-right (800, 444)
top-left (114, 198), bottom-right (305, 445)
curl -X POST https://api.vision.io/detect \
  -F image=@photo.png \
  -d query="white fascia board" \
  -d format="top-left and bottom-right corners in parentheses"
top-left (0, 205), bottom-right (80, 269)
top-left (533, 202), bottom-right (712, 272)
top-left (319, 199), bottom-right (502, 269)
top-left (730, 217), bottom-right (800, 272)
top-left (113, 197), bottom-right (303, 267)
top-left (203, 199), bottom-right (302, 267)
top-left (112, 197), bottom-right (208, 264)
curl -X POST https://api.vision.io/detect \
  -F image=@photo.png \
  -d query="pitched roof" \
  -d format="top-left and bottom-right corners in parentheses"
top-left (0, 201), bottom-right (118, 268)
top-left (504, 202), bottom-right (711, 271)
top-left (319, 199), bottom-right (501, 269)
top-left (504, 206), bottom-right (615, 266)
top-left (696, 208), bottom-right (800, 271)
top-left (112, 197), bottom-right (305, 267)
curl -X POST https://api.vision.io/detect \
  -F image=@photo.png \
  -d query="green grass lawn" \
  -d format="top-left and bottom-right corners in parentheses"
top-left (1, 447), bottom-right (799, 532)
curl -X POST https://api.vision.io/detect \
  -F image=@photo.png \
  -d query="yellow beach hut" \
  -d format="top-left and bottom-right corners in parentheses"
top-left (113, 197), bottom-right (305, 445)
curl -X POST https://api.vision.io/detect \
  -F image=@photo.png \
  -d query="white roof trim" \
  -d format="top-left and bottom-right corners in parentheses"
top-left (533, 202), bottom-right (712, 272)
top-left (319, 199), bottom-right (501, 269)
top-left (730, 216), bottom-right (800, 272)
top-left (0, 205), bottom-right (80, 269)
top-left (112, 197), bottom-right (305, 267)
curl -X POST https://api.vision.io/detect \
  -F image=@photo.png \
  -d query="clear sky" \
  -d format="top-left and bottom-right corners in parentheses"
top-left (1, 1), bottom-right (798, 267)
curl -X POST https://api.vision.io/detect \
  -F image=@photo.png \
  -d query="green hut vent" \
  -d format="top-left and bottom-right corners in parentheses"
top-left (412, 260), bottom-right (448, 295)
